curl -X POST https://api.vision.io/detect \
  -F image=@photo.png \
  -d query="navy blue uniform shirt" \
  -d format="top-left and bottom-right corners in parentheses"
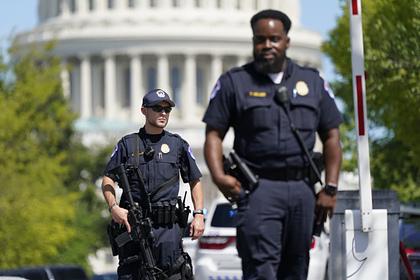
top-left (203, 58), bottom-right (342, 170)
top-left (104, 128), bottom-right (202, 207)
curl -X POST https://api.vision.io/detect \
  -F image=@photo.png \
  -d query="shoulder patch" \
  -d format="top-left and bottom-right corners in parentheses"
top-left (209, 79), bottom-right (221, 100)
top-left (324, 81), bottom-right (335, 99)
top-left (110, 144), bottom-right (118, 158)
top-left (188, 146), bottom-right (196, 160)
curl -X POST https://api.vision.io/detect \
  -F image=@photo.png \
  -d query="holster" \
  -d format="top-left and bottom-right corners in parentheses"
top-left (309, 152), bottom-right (324, 185)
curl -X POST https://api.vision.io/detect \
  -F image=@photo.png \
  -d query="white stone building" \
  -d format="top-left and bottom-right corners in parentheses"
top-left (16, 0), bottom-right (324, 273)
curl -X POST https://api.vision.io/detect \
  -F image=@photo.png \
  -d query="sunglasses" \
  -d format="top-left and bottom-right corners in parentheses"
top-left (149, 105), bottom-right (172, 113)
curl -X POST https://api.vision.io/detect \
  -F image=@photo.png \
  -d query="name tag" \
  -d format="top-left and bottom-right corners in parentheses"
top-left (248, 91), bottom-right (267, 97)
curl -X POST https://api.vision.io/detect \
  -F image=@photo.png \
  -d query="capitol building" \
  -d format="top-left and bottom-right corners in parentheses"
top-left (15, 0), bottom-right (325, 273)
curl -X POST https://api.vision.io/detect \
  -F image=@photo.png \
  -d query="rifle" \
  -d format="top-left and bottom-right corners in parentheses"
top-left (109, 164), bottom-right (167, 280)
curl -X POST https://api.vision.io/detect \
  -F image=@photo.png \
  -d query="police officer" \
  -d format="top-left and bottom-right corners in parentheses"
top-left (102, 88), bottom-right (205, 280)
top-left (203, 10), bottom-right (342, 280)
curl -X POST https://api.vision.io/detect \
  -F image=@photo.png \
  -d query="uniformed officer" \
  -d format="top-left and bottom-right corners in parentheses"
top-left (203, 9), bottom-right (342, 280)
top-left (102, 88), bottom-right (205, 280)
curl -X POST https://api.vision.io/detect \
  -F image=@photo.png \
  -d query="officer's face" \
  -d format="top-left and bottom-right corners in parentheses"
top-left (142, 101), bottom-right (171, 129)
top-left (252, 18), bottom-right (290, 73)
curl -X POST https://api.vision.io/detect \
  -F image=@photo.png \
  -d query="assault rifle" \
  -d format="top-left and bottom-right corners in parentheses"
top-left (109, 164), bottom-right (167, 280)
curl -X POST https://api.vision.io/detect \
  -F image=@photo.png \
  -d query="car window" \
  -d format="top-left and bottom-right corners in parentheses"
top-left (210, 203), bottom-right (236, 228)
top-left (400, 217), bottom-right (420, 249)
top-left (49, 267), bottom-right (88, 280)
top-left (0, 269), bottom-right (47, 280)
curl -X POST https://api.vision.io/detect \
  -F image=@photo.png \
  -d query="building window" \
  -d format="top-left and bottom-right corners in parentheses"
top-left (128, 0), bottom-right (135, 8)
top-left (108, 0), bottom-right (115, 9)
top-left (69, 0), bottom-right (76, 13)
top-left (172, 0), bottom-right (180, 7)
top-left (216, 0), bottom-right (222, 8)
top-left (56, 0), bottom-right (63, 16)
top-left (150, 0), bottom-right (157, 8)
top-left (123, 67), bottom-right (130, 108)
top-left (170, 66), bottom-right (181, 106)
top-left (236, 0), bottom-right (241, 9)
top-left (194, 0), bottom-right (201, 8)
top-left (196, 67), bottom-right (205, 106)
top-left (147, 67), bottom-right (157, 92)
top-left (89, 0), bottom-right (95, 11)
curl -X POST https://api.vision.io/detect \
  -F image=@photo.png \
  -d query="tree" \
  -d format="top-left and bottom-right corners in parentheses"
top-left (0, 42), bottom-right (110, 270)
top-left (322, 0), bottom-right (420, 201)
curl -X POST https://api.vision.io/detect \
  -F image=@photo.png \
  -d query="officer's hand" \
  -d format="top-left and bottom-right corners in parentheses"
top-left (214, 174), bottom-right (241, 202)
top-left (111, 206), bottom-right (131, 233)
top-left (315, 191), bottom-right (337, 221)
top-left (190, 214), bottom-right (205, 240)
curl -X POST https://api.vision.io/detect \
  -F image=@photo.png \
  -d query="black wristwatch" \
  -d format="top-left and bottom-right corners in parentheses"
top-left (323, 184), bottom-right (338, 196)
top-left (193, 209), bottom-right (207, 216)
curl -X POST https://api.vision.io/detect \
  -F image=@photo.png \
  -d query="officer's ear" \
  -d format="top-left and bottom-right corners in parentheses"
top-left (141, 107), bottom-right (147, 116)
top-left (286, 36), bottom-right (290, 49)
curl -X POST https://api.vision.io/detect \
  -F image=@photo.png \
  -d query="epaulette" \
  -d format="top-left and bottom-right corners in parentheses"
top-left (122, 132), bottom-right (138, 141)
top-left (298, 64), bottom-right (320, 74)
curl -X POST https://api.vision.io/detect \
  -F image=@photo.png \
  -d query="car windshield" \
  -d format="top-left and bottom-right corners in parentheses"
top-left (400, 217), bottom-right (420, 249)
top-left (210, 203), bottom-right (236, 228)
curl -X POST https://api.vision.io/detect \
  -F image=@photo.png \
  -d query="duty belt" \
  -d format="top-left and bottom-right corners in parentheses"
top-left (254, 167), bottom-right (310, 181)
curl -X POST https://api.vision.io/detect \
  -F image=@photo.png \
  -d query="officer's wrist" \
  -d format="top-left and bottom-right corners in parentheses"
top-left (108, 202), bottom-right (118, 213)
top-left (193, 208), bottom-right (207, 217)
top-left (323, 184), bottom-right (338, 196)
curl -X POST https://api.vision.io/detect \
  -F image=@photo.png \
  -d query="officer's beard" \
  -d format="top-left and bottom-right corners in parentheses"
top-left (253, 52), bottom-right (286, 74)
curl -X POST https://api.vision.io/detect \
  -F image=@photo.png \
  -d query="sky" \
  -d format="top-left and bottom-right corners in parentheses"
top-left (0, 0), bottom-right (344, 81)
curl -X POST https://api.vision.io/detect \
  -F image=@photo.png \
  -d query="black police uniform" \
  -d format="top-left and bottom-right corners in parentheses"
top-left (203, 58), bottom-right (342, 279)
top-left (104, 127), bottom-right (201, 279)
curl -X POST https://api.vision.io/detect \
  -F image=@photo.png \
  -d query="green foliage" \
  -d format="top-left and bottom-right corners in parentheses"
top-left (323, 0), bottom-right (420, 201)
top-left (0, 42), bottom-right (110, 270)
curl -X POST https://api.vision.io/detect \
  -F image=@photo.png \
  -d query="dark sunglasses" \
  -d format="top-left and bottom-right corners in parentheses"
top-left (149, 105), bottom-right (172, 113)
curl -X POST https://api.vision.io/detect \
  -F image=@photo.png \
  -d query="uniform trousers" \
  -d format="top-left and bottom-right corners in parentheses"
top-left (236, 179), bottom-right (315, 280)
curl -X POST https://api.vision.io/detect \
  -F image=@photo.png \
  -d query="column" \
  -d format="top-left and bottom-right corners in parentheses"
top-left (60, 61), bottom-right (71, 99)
top-left (80, 55), bottom-right (92, 119)
top-left (76, 0), bottom-right (88, 13)
top-left (209, 54), bottom-right (223, 98)
top-left (184, 0), bottom-right (194, 8)
top-left (130, 54), bottom-right (142, 121)
top-left (104, 54), bottom-right (117, 120)
top-left (157, 53), bottom-right (170, 92)
top-left (237, 55), bottom-right (247, 67)
top-left (257, 0), bottom-right (269, 9)
top-left (241, 0), bottom-right (254, 10)
top-left (115, 0), bottom-right (126, 10)
top-left (182, 54), bottom-right (197, 120)
top-left (222, 0), bottom-right (234, 9)
top-left (160, 0), bottom-right (171, 8)
top-left (96, 0), bottom-right (107, 12)
top-left (139, 0), bottom-right (148, 9)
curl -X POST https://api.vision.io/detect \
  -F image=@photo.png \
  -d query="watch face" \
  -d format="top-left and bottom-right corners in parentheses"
top-left (325, 185), bottom-right (337, 196)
